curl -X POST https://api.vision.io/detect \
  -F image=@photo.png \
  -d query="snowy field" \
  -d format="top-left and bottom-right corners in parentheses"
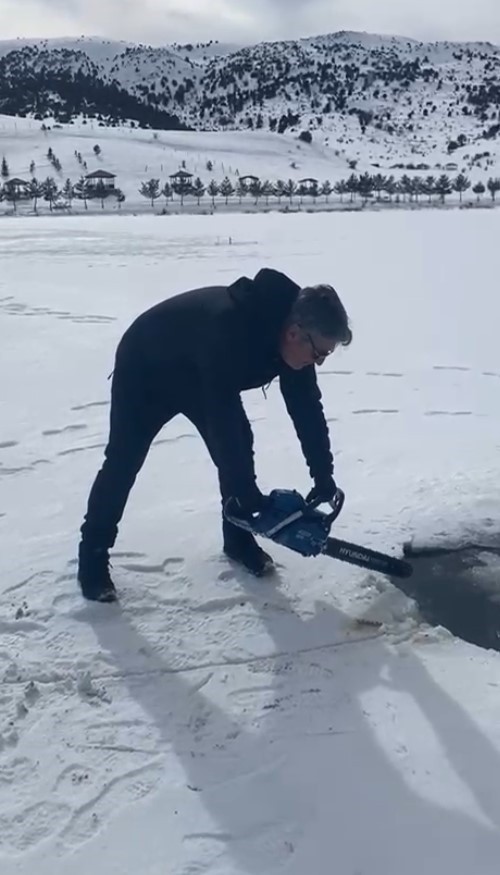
top-left (1, 112), bottom-right (498, 219)
top-left (2, 209), bottom-right (500, 873)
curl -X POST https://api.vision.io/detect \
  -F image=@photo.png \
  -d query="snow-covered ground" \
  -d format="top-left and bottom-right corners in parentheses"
top-left (0, 113), bottom-right (350, 212)
top-left (1, 112), bottom-right (498, 218)
top-left (2, 209), bottom-right (500, 873)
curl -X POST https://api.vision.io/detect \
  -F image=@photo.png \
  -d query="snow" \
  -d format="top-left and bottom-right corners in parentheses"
top-left (1, 112), bottom-right (499, 220)
top-left (0, 112), bottom-right (352, 214)
top-left (2, 208), bottom-right (500, 873)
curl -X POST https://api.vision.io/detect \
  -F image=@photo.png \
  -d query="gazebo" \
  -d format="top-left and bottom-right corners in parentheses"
top-left (85, 170), bottom-right (117, 190)
top-left (169, 170), bottom-right (193, 180)
top-left (4, 177), bottom-right (29, 194)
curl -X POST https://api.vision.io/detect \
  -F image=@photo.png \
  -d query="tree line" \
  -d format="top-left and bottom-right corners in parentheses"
top-left (2, 167), bottom-right (500, 213)
top-left (138, 172), bottom-right (500, 207)
top-left (0, 170), bottom-right (126, 212)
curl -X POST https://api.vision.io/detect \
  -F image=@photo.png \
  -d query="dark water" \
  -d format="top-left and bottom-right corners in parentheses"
top-left (392, 543), bottom-right (500, 651)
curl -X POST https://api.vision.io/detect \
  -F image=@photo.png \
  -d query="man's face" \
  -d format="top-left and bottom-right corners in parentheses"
top-left (279, 324), bottom-right (336, 370)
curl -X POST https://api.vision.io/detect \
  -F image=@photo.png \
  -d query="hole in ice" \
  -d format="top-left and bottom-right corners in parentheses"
top-left (400, 539), bottom-right (500, 651)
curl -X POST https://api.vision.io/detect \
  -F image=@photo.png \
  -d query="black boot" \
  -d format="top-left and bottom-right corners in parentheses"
top-left (223, 525), bottom-right (275, 577)
top-left (77, 543), bottom-right (118, 603)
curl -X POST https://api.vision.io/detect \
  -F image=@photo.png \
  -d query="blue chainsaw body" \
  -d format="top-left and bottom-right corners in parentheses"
top-left (224, 488), bottom-right (413, 579)
top-left (224, 489), bottom-right (338, 557)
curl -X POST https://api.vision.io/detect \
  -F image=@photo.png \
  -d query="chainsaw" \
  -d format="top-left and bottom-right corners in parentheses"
top-left (224, 488), bottom-right (413, 579)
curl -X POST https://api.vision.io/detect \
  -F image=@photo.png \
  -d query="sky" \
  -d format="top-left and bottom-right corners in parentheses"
top-left (0, 0), bottom-right (499, 46)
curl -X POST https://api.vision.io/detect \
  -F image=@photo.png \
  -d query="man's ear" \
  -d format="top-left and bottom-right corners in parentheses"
top-left (285, 322), bottom-right (301, 341)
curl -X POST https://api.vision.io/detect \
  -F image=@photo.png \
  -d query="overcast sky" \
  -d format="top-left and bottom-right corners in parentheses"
top-left (1, 0), bottom-right (499, 46)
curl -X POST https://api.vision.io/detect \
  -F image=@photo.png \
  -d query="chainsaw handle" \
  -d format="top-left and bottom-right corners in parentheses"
top-left (306, 488), bottom-right (345, 523)
top-left (327, 488), bottom-right (345, 523)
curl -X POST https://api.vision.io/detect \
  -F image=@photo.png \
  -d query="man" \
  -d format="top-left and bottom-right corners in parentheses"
top-left (77, 267), bottom-right (352, 602)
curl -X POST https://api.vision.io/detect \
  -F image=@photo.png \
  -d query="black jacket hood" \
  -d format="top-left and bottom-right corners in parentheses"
top-left (227, 268), bottom-right (301, 331)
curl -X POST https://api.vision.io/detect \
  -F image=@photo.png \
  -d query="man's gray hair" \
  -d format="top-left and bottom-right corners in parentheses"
top-left (289, 284), bottom-right (352, 346)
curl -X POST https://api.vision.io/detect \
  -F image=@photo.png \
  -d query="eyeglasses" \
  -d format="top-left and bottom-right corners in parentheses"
top-left (304, 332), bottom-right (335, 362)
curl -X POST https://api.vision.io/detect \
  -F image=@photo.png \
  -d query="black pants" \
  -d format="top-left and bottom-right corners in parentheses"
top-left (79, 348), bottom-right (249, 551)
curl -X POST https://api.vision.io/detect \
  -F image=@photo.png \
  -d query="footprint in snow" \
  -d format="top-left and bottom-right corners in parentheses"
top-left (71, 400), bottom-right (109, 412)
top-left (120, 556), bottom-right (184, 574)
top-left (42, 424), bottom-right (88, 437)
top-left (0, 801), bottom-right (72, 853)
top-left (57, 761), bottom-right (164, 850)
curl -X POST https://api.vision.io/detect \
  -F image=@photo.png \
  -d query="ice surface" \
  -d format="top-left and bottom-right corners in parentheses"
top-left (2, 209), bottom-right (500, 873)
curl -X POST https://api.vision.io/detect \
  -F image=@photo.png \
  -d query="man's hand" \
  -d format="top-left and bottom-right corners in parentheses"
top-left (228, 487), bottom-right (270, 522)
top-left (306, 476), bottom-right (338, 505)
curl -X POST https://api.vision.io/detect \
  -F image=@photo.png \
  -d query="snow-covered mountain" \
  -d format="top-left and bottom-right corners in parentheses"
top-left (1, 31), bottom-right (500, 159)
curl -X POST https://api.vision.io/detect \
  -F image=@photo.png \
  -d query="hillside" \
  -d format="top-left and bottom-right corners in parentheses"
top-left (1, 31), bottom-right (500, 166)
top-left (1, 108), bottom-right (500, 218)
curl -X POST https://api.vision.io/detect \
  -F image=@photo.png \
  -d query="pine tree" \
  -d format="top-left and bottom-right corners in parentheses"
top-left (139, 179), bottom-right (161, 207)
top-left (191, 177), bottom-right (206, 204)
top-left (1, 156), bottom-right (9, 179)
top-left (400, 174), bottom-right (414, 202)
top-left (62, 178), bottom-right (74, 205)
top-left (358, 173), bottom-right (374, 203)
top-left (235, 179), bottom-right (248, 203)
top-left (423, 176), bottom-right (437, 203)
top-left (308, 180), bottom-right (320, 203)
top-left (283, 179), bottom-right (296, 204)
top-left (372, 173), bottom-right (387, 201)
top-left (219, 177), bottom-right (235, 204)
top-left (273, 179), bottom-right (286, 202)
top-left (453, 173), bottom-right (471, 202)
top-left (249, 179), bottom-right (263, 205)
top-left (3, 181), bottom-right (20, 212)
top-left (73, 177), bottom-right (89, 209)
top-left (207, 180), bottom-right (219, 207)
top-left (161, 182), bottom-right (173, 204)
top-left (345, 174), bottom-right (359, 202)
top-left (297, 182), bottom-right (308, 204)
top-left (95, 180), bottom-right (108, 209)
top-left (435, 174), bottom-right (453, 203)
top-left (321, 180), bottom-right (333, 202)
top-left (473, 181), bottom-right (485, 201)
top-left (43, 177), bottom-right (59, 211)
top-left (383, 176), bottom-right (397, 201)
top-left (172, 176), bottom-right (192, 206)
top-left (411, 177), bottom-right (425, 202)
top-left (334, 179), bottom-right (347, 202)
top-left (261, 180), bottom-right (274, 205)
top-left (28, 178), bottom-right (44, 214)
top-left (487, 178), bottom-right (500, 201)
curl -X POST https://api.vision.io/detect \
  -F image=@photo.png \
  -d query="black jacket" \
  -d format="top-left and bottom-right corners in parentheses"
top-left (120, 267), bottom-right (334, 503)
